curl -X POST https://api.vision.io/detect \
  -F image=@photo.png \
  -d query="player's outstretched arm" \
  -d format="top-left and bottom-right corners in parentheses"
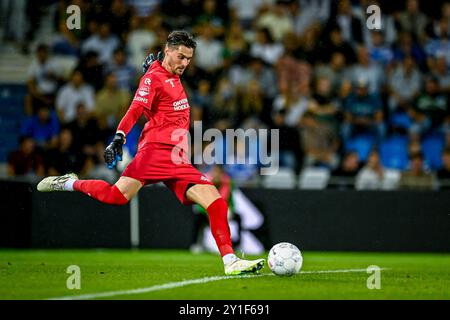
top-left (105, 52), bottom-right (162, 169)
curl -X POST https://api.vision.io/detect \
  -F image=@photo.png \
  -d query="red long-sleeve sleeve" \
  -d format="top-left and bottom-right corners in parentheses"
top-left (117, 102), bottom-right (144, 136)
top-left (116, 71), bottom-right (160, 137)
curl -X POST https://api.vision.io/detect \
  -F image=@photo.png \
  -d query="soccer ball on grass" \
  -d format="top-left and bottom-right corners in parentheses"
top-left (268, 242), bottom-right (303, 276)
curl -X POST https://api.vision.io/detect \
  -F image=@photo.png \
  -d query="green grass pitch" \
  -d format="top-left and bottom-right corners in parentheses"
top-left (0, 250), bottom-right (449, 300)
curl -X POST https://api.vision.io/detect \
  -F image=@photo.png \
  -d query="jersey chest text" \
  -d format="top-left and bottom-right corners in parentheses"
top-left (154, 78), bottom-right (190, 113)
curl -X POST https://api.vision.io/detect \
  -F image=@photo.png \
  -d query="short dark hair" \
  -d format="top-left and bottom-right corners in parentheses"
top-left (166, 30), bottom-right (197, 50)
top-left (18, 135), bottom-right (33, 145)
top-left (113, 46), bottom-right (126, 55)
top-left (36, 43), bottom-right (49, 52)
top-left (410, 151), bottom-right (423, 160)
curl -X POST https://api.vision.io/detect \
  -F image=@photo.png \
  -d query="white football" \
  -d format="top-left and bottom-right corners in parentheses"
top-left (268, 242), bottom-right (303, 276)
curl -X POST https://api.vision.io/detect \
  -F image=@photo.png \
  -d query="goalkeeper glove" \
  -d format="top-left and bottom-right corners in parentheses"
top-left (104, 132), bottom-right (125, 169)
top-left (142, 51), bottom-right (164, 74)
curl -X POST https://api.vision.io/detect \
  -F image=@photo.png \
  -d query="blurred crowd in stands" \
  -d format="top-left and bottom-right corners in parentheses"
top-left (3, 0), bottom-right (450, 190)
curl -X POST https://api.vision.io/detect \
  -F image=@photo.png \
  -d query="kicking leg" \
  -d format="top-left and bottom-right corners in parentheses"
top-left (186, 184), bottom-right (233, 256)
top-left (186, 184), bottom-right (265, 275)
top-left (74, 176), bottom-right (142, 205)
top-left (37, 174), bottom-right (142, 205)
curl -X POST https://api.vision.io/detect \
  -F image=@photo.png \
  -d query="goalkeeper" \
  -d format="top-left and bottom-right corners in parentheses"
top-left (37, 30), bottom-right (264, 276)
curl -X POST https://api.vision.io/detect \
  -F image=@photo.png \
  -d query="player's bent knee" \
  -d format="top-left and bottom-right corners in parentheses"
top-left (186, 184), bottom-right (221, 209)
top-left (115, 176), bottom-right (143, 201)
top-left (107, 185), bottom-right (129, 206)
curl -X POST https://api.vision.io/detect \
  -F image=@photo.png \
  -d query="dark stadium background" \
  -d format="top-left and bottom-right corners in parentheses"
top-left (0, 0), bottom-right (449, 252)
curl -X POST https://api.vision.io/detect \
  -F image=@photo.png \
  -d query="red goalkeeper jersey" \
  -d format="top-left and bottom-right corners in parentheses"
top-left (117, 61), bottom-right (190, 151)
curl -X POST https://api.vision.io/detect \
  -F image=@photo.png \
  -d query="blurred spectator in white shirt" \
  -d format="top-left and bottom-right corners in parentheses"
top-left (194, 23), bottom-right (225, 74)
top-left (105, 47), bottom-right (137, 93)
top-left (256, 1), bottom-right (294, 42)
top-left (126, 15), bottom-right (158, 71)
top-left (355, 150), bottom-right (386, 190)
top-left (345, 46), bottom-right (385, 94)
top-left (81, 22), bottom-right (120, 64)
top-left (250, 28), bottom-right (284, 65)
top-left (25, 44), bottom-right (63, 115)
top-left (126, 0), bottom-right (159, 18)
top-left (229, 0), bottom-right (274, 29)
top-left (388, 55), bottom-right (422, 112)
top-left (56, 70), bottom-right (95, 123)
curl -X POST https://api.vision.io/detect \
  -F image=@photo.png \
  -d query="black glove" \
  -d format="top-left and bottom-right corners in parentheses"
top-left (104, 132), bottom-right (125, 169)
top-left (142, 51), bottom-right (164, 74)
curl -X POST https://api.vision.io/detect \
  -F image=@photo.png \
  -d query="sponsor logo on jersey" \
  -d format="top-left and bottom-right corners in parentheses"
top-left (133, 96), bottom-right (148, 103)
top-left (173, 98), bottom-right (189, 111)
top-left (144, 78), bottom-right (151, 85)
top-left (138, 86), bottom-right (149, 96)
top-left (165, 78), bottom-right (176, 88)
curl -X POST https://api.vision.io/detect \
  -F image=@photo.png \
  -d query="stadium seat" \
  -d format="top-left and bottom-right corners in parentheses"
top-left (390, 112), bottom-right (412, 130)
top-left (380, 135), bottom-right (409, 170)
top-left (0, 84), bottom-right (27, 97)
top-left (422, 134), bottom-right (444, 170)
top-left (345, 134), bottom-right (375, 162)
top-left (0, 102), bottom-right (25, 120)
top-left (0, 116), bottom-right (20, 131)
top-left (298, 167), bottom-right (330, 189)
top-left (262, 167), bottom-right (297, 189)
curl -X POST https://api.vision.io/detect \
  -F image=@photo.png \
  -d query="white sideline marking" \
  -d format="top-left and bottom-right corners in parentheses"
top-left (48, 268), bottom-right (388, 300)
top-left (48, 275), bottom-right (259, 300)
top-left (302, 268), bottom-right (389, 274)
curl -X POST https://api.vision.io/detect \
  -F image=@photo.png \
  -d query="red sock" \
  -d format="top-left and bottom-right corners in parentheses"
top-left (206, 198), bottom-right (234, 256)
top-left (73, 180), bottom-right (129, 206)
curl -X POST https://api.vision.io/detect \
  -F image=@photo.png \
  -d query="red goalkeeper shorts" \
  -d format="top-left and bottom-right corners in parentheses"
top-left (121, 142), bottom-right (213, 205)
